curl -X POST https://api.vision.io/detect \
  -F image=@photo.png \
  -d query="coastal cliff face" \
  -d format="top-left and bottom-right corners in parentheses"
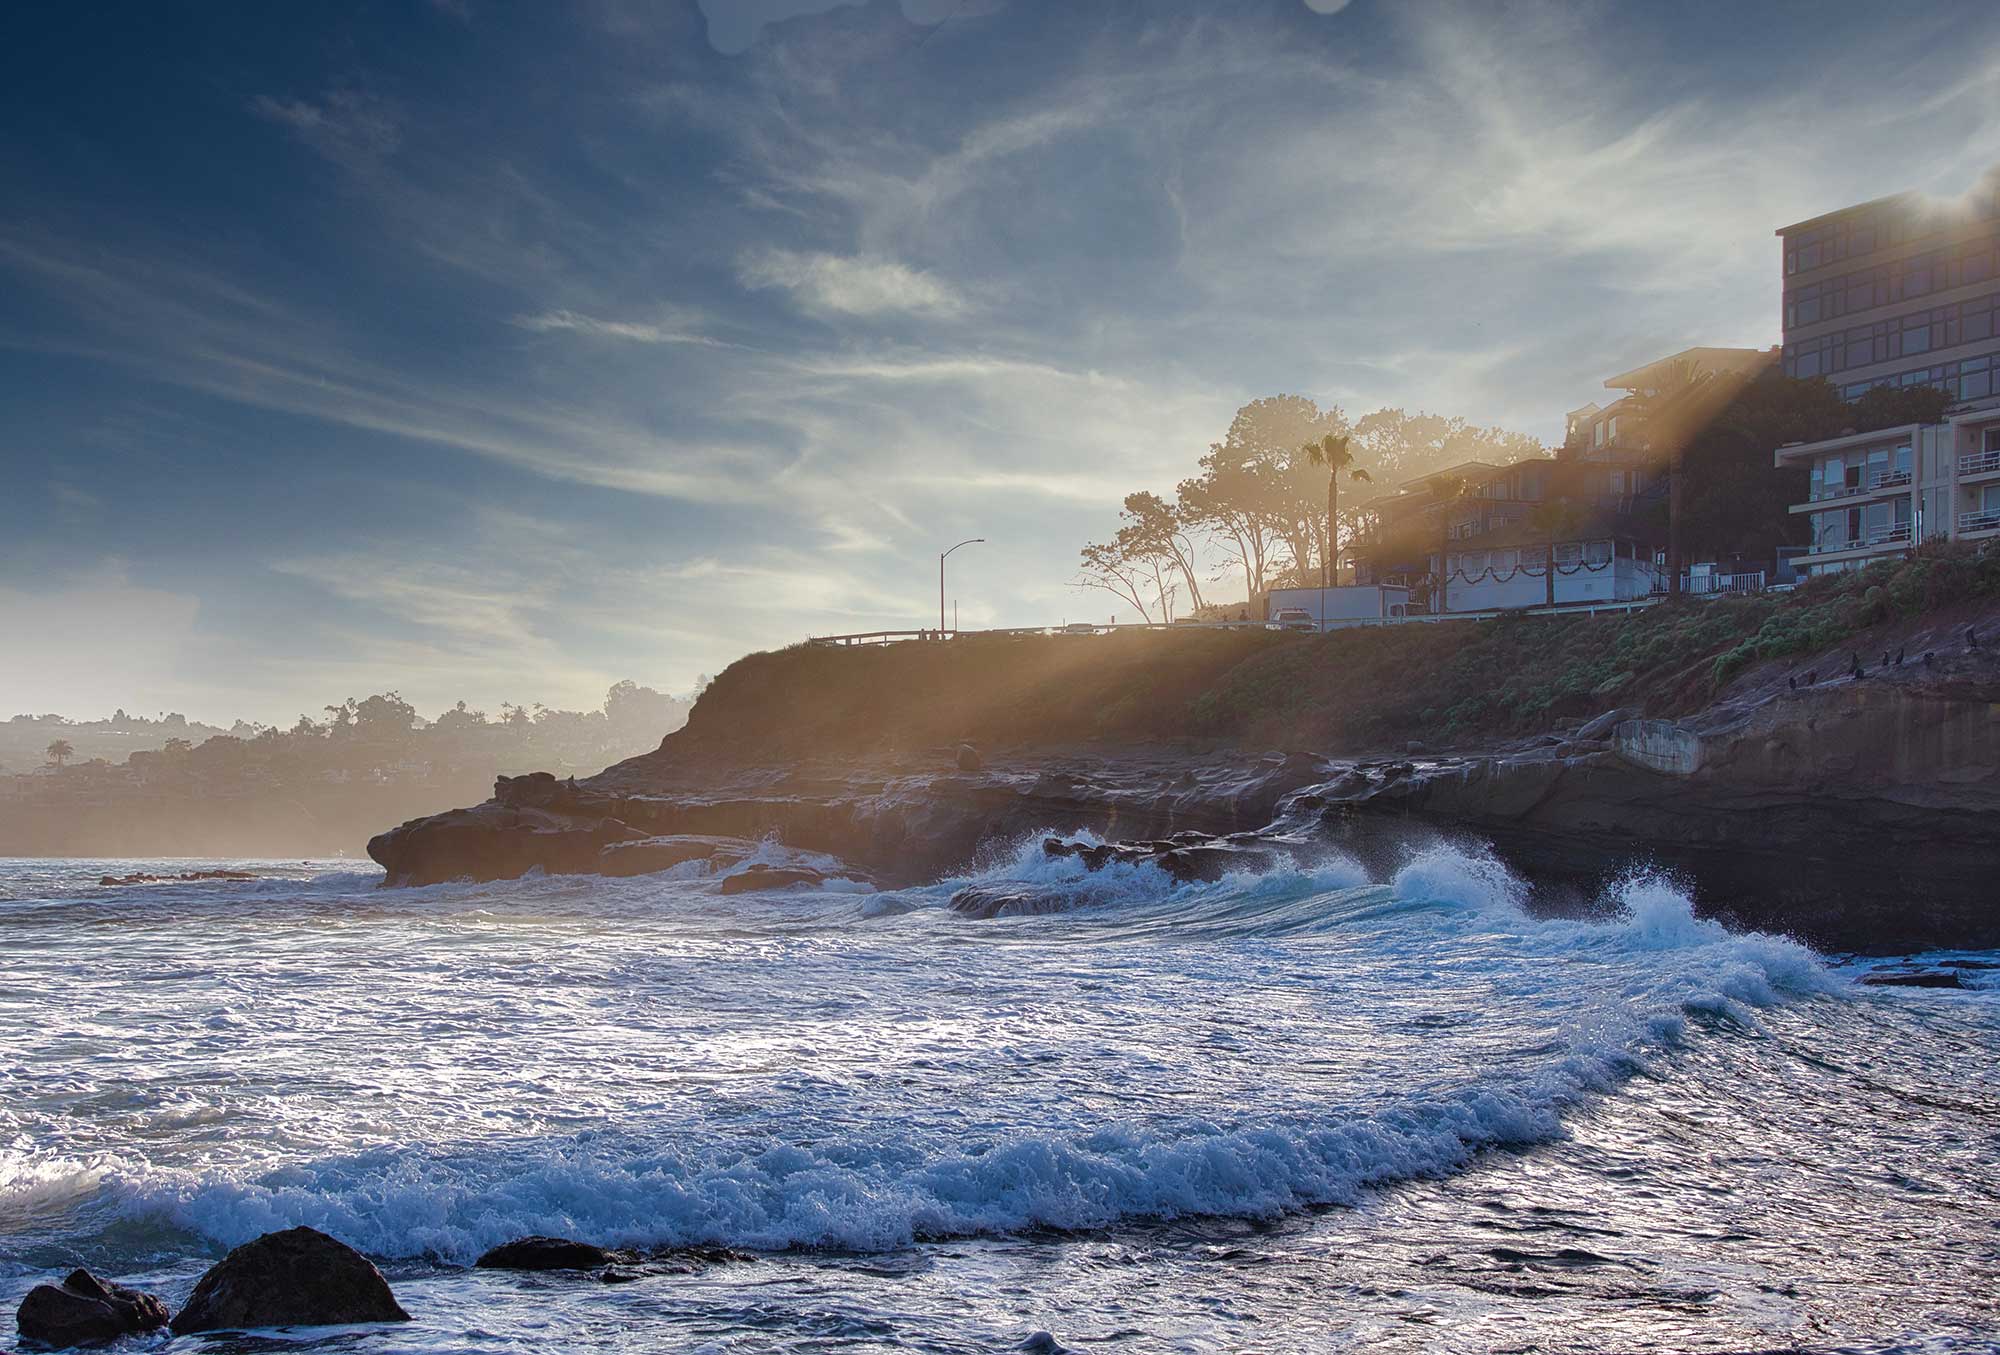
top-left (369, 599), bottom-right (2000, 952)
top-left (1290, 666), bottom-right (2000, 949)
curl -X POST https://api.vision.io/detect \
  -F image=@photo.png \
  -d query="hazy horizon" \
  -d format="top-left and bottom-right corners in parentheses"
top-left (6, 0), bottom-right (1999, 726)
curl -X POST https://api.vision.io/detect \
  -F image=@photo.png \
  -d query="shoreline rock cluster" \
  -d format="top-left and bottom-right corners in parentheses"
top-left (15, 1227), bottom-right (403, 1347)
top-left (366, 618), bottom-right (2000, 952)
top-left (15, 1227), bottom-right (746, 1349)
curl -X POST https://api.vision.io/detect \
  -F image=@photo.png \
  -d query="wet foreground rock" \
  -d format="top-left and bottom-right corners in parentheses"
top-left (169, 1226), bottom-right (409, 1334)
top-left (476, 1236), bottom-right (617, 1270)
top-left (16, 1269), bottom-right (169, 1347)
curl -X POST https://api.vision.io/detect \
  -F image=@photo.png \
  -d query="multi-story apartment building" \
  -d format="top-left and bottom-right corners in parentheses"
top-left (1773, 170), bottom-right (2000, 574)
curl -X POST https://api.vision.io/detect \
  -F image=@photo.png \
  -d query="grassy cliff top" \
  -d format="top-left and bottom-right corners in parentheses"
top-left (665, 544), bottom-right (2000, 760)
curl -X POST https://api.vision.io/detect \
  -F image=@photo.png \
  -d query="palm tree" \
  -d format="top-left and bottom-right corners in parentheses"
top-left (1302, 434), bottom-right (1372, 588)
top-left (45, 738), bottom-right (74, 770)
top-left (1526, 498), bottom-right (1585, 609)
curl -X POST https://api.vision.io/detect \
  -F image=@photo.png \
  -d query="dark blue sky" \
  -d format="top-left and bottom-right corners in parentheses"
top-left (5, 0), bottom-right (1998, 723)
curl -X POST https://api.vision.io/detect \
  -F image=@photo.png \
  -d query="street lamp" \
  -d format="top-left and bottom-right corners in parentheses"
top-left (940, 538), bottom-right (984, 634)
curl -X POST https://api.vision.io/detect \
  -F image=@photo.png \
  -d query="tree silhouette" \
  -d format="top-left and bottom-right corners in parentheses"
top-left (45, 738), bottom-right (73, 769)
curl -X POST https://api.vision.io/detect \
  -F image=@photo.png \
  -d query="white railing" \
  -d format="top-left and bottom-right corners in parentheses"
top-left (1809, 523), bottom-right (1912, 554)
top-left (1961, 449), bottom-right (2000, 476)
top-left (1960, 508), bottom-right (2000, 534)
top-left (1810, 467), bottom-right (1912, 501)
top-left (1681, 570), bottom-right (1767, 595)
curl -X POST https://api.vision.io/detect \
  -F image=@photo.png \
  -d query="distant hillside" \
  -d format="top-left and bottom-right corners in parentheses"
top-left (0, 712), bottom-right (239, 770)
top-left (0, 682), bottom-right (691, 857)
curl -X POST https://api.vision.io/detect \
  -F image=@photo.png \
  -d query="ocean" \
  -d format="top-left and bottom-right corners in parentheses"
top-left (2, 843), bottom-right (1995, 1353)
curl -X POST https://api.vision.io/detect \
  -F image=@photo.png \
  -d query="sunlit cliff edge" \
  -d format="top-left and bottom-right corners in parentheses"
top-left (370, 550), bottom-right (2000, 951)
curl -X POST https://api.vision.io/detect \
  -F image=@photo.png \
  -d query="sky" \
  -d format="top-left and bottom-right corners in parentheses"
top-left (3, 0), bottom-right (1999, 726)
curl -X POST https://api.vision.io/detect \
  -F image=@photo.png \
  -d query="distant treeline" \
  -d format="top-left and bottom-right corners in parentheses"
top-left (0, 681), bottom-right (694, 858)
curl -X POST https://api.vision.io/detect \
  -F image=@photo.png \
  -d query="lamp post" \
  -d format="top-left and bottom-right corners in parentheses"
top-left (940, 538), bottom-right (983, 635)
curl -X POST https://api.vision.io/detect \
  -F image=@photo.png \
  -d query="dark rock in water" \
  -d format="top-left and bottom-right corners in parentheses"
top-left (368, 801), bottom-right (647, 885)
top-left (647, 1245), bottom-right (755, 1274)
top-left (1019, 1333), bottom-right (1074, 1354)
top-left (597, 834), bottom-right (755, 878)
top-left (597, 1268), bottom-right (642, 1284)
top-left (956, 742), bottom-right (983, 771)
top-left (477, 1236), bottom-right (614, 1270)
top-left (169, 1227), bottom-right (409, 1334)
top-left (1153, 842), bottom-right (1278, 883)
top-left (1040, 834), bottom-right (1278, 884)
top-left (16, 1269), bottom-right (169, 1346)
top-left (1860, 970), bottom-right (1965, 989)
top-left (950, 883), bottom-right (1077, 919)
top-left (718, 863), bottom-right (826, 894)
top-left (99, 869), bottom-right (256, 886)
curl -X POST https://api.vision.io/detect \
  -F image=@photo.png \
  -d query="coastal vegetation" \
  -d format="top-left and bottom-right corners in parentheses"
top-left (682, 543), bottom-right (2000, 760)
top-left (1077, 377), bottom-right (1952, 624)
top-left (1076, 401), bottom-right (1542, 620)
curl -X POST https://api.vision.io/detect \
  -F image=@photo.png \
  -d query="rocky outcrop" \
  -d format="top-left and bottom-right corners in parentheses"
top-left (717, 863), bottom-right (837, 894)
top-left (369, 750), bottom-right (1337, 888)
top-left (476, 1236), bottom-right (617, 1270)
top-left (365, 610), bottom-right (2000, 951)
top-left (169, 1227), bottom-right (409, 1334)
top-left (598, 834), bottom-right (756, 878)
top-left (1040, 833), bottom-right (1288, 883)
top-left (16, 1269), bottom-right (169, 1346)
top-left (1283, 662), bottom-right (2000, 950)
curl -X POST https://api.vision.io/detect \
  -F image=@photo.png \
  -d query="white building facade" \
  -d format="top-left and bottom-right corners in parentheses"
top-left (1775, 398), bottom-right (2000, 574)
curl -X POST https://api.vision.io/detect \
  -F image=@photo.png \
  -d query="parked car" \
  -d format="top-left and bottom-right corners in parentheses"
top-left (1268, 608), bottom-right (1317, 632)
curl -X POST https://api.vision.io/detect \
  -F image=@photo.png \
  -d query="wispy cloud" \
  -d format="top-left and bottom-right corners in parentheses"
top-left (737, 249), bottom-right (966, 317)
top-left (11, 0), bottom-right (2000, 722)
top-left (251, 90), bottom-right (403, 168)
top-left (511, 308), bottom-right (728, 347)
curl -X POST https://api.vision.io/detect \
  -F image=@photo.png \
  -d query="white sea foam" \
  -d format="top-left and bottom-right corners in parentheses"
top-left (17, 846), bottom-right (1842, 1263)
top-left (105, 1066), bottom-right (1597, 1260)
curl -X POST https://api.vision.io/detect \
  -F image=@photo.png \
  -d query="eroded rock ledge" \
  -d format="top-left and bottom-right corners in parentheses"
top-left (369, 634), bottom-right (2000, 952)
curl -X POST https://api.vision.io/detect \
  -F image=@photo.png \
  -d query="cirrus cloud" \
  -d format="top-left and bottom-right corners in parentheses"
top-left (737, 249), bottom-right (967, 317)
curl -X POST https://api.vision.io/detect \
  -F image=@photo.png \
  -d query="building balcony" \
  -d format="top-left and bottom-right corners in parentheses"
top-left (1961, 448), bottom-right (2000, 480)
top-left (1961, 508), bottom-right (2000, 535)
top-left (1806, 467), bottom-right (1913, 503)
top-left (1809, 523), bottom-right (1911, 555)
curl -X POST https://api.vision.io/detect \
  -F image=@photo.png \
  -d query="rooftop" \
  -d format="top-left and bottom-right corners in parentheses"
top-left (1602, 347), bottom-right (1774, 393)
top-left (1775, 166), bottom-right (2000, 237)
top-left (1775, 188), bottom-right (1922, 238)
